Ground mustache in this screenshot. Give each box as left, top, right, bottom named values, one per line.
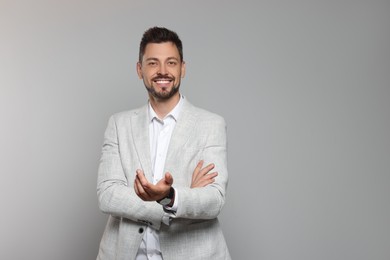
left=152, top=74, right=174, bottom=81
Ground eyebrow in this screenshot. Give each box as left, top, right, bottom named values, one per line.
left=144, top=57, right=180, bottom=62
left=166, top=57, right=180, bottom=61
left=145, top=58, right=158, bottom=62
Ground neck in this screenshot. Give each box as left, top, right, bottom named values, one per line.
left=149, top=92, right=181, bottom=119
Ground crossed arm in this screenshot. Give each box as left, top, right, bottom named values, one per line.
left=134, top=160, right=218, bottom=205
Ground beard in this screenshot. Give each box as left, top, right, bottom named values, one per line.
left=143, top=77, right=181, bottom=100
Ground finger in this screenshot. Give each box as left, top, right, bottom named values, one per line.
left=207, top=172, right=218, bottom=179
left=200, top=163, right=215, bottom=176
left=198, top=176, right=217, bottom=187
left=164, top=172, right=173, bottom=185
left=134, top=178, right=144, bottom=196
left=135, top=182, right=146, bottom=200
left=197, top=160, right=204, bottom=169
left=134, top=177, right=149, bottom=200
left=137, top=170, right=150, bottom=187
left=134, top=180, right=139, bottom=195
left=194, top=172, right=218, bottom=188
left=200, top=172, right=218, bottom=182
left=192, top=160, right=204, bottom=183
left=192, top=178, right=215, bottom=188
left=201, top=178, right=216, bottom=186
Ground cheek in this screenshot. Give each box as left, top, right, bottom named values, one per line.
left=144, top=71, right=155, bottom=80
left=174, top=69, right=183, bottom=78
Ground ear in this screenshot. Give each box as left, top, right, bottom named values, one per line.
left=181, top=61, right=186, bottom=78
left=136, top=62, right=143, bottom=79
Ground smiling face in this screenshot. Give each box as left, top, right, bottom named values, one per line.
left=137, top=42, right=186, bottom=101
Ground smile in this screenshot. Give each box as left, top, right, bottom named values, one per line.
left=154, top=80, right=172, bottom=84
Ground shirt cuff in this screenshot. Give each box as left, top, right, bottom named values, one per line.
left=162, top=188, right=178, bottom=225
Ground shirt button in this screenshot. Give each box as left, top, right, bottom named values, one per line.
left=138, top=227, right=144, bottom=234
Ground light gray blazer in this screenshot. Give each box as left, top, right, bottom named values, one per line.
left=97, top=99, right=231, bottom=260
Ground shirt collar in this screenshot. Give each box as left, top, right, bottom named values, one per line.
left=148, top=95, right=184, bottom=122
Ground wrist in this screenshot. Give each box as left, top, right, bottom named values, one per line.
left=157, top=187, right=175, bottom=206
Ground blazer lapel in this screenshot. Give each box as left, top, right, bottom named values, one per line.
left=165, top=100, right=198, bottom=170
left=130, top=105, right=153, bottom=181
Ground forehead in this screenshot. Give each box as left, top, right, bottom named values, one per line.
left=143, top=42, right=180, bottom=61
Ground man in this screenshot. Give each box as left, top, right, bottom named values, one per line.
left=97, top=27, right=231, bottom=260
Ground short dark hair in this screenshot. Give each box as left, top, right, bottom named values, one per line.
left=139, top=27, right=183, bottom=63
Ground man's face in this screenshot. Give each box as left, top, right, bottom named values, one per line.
left=137, top=42, right=185, bottom=100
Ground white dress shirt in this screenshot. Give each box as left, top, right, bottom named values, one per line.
left=135, top=96, right=184, bottom=260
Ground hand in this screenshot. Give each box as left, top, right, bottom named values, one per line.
left=134, top=169, right=173, bottom=201
left=191, top=160, right=218, bottom=188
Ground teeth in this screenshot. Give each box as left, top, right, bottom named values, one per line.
left=156, top=80, right=170, bottom=83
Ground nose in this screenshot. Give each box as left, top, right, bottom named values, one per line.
left=158, top=63, right=167, bottom=75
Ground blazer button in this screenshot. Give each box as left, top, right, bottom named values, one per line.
left=138, top=227, right=144, bottom=234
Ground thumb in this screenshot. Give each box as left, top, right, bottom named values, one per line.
left=164, top=172, right=174, bottom=185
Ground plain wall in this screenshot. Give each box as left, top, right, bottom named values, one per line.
left=1, top=0, right=389, bottom=259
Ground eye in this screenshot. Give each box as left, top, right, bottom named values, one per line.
left=148, top=61, right=157, bottom=66
left=167, top=61, right=177, bottom=66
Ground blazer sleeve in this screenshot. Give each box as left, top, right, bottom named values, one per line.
left=175, top=116, right=228, bottom=220
left=97, top=115, right=165, bottom=230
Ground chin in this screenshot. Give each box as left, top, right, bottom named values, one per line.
left=145, top=82, right=180, bottom=100
left=155, top=89, right=179, bottom=100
